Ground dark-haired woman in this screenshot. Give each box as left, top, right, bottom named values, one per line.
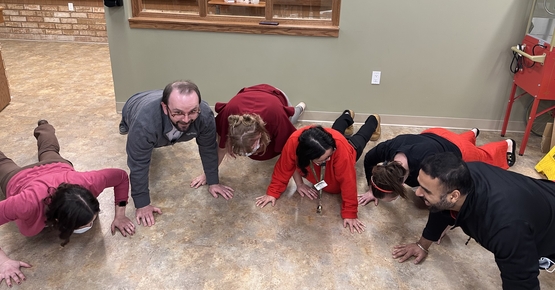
left=359, top=128, right=516, bottom=206
left=256, top=111, right=380, bottom=234
left=0, top=121, right=134, bottom=287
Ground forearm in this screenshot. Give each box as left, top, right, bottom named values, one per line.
left=114, top=204, right=127, bottom=219
left=292, top=170, right=303, bottom=186
left=128, top=149, right=153, bottom=208
left=129, top=172, right=151, bottom=208
left=101, top=169, right=130, bottom=204
left=422, top=210, right=455, bottom=241
left=416, top=236, right=433, bottom=251
left=217, top=147, right=227, bottom=166
left=199, top=144, right=219, bottom=185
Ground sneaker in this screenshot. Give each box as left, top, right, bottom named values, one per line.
left=370, top=114, right=381, bottom=141
left=539, top=257, right=555, bottom=272
left=471, top=128, right=480, bottom=138
left=295, top=102, right=306, bottom=115
left=119, top=121, right=128, bottom=135
left=507, top=139, right=516, bottom=167
left=343, top=110, right=355, bottom=136
left=37, top=120, right=48, bottom=126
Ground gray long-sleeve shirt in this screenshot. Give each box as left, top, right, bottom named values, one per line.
left=120, top=89, right=219, bottom=208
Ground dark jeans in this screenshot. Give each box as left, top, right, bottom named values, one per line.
left=0, top=124, right=72, bottom=196
left=332, top=113, right=378, bottom=161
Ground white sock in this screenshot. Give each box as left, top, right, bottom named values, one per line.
left=506, top=139, right=513, bottom=153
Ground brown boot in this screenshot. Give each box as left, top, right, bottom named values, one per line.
left=370, top=114, right=381, bottom=141
left=344, top=110, right=355, bottom=136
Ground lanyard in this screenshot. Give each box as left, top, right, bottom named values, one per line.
left=310, top=162, right=326, bottom=214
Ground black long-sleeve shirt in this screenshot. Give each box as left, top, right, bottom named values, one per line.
left=363, top=133, right=461, bottom=187
left=433, top=162, right=555, bottom=289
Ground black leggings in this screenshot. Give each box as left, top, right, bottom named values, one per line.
left=332, top=114, right=378, bottom=161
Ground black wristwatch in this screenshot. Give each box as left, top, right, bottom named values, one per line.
left=118, top=201, right=128, bottom=207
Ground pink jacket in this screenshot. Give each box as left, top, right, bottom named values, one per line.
left=0, top=162, right=129, bottom=236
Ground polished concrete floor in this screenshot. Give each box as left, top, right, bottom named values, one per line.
left=0, top=40, right=552, bottom=289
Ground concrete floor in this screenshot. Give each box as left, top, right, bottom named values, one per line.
left=0, top=40, right=553, bottom=289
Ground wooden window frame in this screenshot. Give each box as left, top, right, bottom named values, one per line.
left=129, top=0, right=341, bottom=37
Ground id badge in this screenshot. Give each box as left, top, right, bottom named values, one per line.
left=314, top=180, right=328, bottom=191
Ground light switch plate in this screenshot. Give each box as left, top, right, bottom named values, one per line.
left=371, top=71, right=381, bottom=85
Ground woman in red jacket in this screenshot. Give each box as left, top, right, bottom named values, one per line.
left=256, top=110, right=380, bottom=234
left=191, top=84, right=305, bottom=187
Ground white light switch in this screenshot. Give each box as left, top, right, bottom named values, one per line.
left=68, top=3, right=74, bottom=11
left=371, top=71, right=381, bottom=85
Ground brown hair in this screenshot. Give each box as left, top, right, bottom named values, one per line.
left=226, top=113, right=270, bottom=156
left=370, top=161, right=408, bottom=199
left=161, top=80, right=201, bottom=105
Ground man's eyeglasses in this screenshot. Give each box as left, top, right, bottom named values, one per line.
left=167, top=105, right=200, bottom=119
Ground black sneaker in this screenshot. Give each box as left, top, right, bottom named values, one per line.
left=119, top=121, right=128, bottom=135
left=507, top=139, right=516, bottom=167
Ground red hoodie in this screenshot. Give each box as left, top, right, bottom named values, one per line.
left=266, top=126, right=358, bottom=219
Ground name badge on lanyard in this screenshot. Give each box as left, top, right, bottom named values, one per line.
left=314, top=180, right=328, bottom=191
left=310, top=163, right=327, bottom=191
left=310, top=162, right=327, bottom=214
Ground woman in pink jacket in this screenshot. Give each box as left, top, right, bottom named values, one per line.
left=0, top=120, right=135, bottom=287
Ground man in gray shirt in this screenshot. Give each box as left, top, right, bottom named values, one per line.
left=119, top=80, right=234, bottom=226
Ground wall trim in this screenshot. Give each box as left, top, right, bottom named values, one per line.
left=115, top=102, right=525, bottom=133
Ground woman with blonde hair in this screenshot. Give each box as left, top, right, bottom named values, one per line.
left=214, top=84, right=305, bottom=162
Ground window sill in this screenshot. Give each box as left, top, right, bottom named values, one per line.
left=128, top=16, right=339, bottom=37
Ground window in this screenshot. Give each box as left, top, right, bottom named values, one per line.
left=129, top=0, right=341, bottom=37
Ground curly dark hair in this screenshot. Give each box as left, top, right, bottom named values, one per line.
left=44, top=183, right=100, bottom=246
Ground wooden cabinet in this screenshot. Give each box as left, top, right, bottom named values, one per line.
left=0, top=8, right=10, bottom=113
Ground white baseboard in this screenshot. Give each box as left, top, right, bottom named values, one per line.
left=115, top=102, right=525, bottom=133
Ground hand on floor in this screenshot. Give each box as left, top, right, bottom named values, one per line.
left=392, top=243, right=428, bottom=264
left=255, top=195, right=276, bottom=208
left=296, top=183, right=318, bottom=200
left=343, top=218, right=366, bottom=234
left=358, top=189, right=379, bottom=206
left=0, top=257, right=31, bottom=287
left=135, top=205, right=162, bottom=227
left=190, top=174, right=207, bottom=188
left=111, top=215, right=136, bottom=237
left=209, top=184, right=234, bottom=200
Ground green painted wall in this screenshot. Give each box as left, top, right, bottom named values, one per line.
left=106, top=0, right=532, bottom=124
